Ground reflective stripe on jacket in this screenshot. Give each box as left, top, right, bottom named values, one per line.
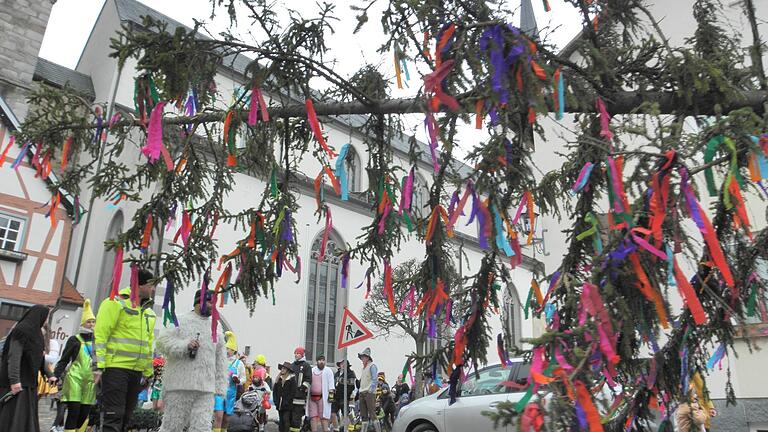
left=95, top=291, right=156, bottom=377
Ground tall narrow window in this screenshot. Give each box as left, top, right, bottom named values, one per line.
left=344, top=147, right=361, bottom=193
left=412, top=174, right=429, bottom=214
left=504, top=284, right=523, bottom=349
left=306, top=233, right=344, bottom=362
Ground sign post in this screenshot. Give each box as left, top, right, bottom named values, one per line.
left=337, top=307, right=373, bottom=431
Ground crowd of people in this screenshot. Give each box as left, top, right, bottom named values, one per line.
left=0, top=271, right=428, bottom=432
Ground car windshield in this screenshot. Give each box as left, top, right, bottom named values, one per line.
left=460, top=365, right=511, bottom=397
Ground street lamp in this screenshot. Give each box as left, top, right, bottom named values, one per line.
left=518, top=212, right=549, bottom=257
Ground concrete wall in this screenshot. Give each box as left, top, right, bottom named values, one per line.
left=0, top=0, right=54, bottom=121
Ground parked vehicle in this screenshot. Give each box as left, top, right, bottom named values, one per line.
left=392, top=359, right=531, bottom=432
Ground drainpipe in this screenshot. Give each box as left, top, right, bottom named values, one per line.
left=72, top=63, right=123, bottom=288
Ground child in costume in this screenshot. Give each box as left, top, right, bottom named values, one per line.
left=213, top=330, right=246, bottom=432
left=150, top=357, right=164, bottom=411
left=237, top=367, right=272, bottom=432
left=156, top=289, right=228, bottom=432
left=273, top=362, right=298, bottom=432
left=53, top=299, right=97, bottom=432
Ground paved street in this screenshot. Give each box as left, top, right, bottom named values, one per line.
left=38, top=396, right=58, bottom=431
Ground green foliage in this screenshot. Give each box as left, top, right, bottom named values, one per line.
left=12, top=0, right=768, bottom=430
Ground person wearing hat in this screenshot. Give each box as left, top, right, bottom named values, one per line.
left=376, top=372, right=395, bottom=429
left=254, top=354, right=273, bottom=389
left=357, top=348, right=380, bottom=432
left=213, top=330, right=246, bottom=431
left=308, top=354, right=335, bottom=432
left=291, top=347, right=313, bottom=431
left=273, top=362, right=298, bottom=432
left=51, top=300, right=97, bottom=432
left=94, top=269, right=157, bottom=432
left=156, top=288, right=227, bottom=432
left=331, top=359, right=356, bottom=432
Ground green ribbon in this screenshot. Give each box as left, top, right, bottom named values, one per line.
left=576, top=212, right=603, bottom=254
left=524, top=286, right=534, bottom=319
left=402, top=212, right=414, bottom=232
left=747, top=282, right=758, bottom=317
left=270, top=167, right=279, bottom=198
left=705, top=136, right=743, bottom=200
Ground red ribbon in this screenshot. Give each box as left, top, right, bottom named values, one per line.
left=575, top=381, right=605, bottom=432
left=673, top=259, right=707, bottom=325
left=140, top=215, right=154, bottom=250
left=384, top=260, right=395, bottom=315
left=306, top=99, right=336, bottom=158
left=129, top=264, right=139, bottom=308
left=61, top=137, right=73, bottom=172
left=110, top=247, right=123, bottom=300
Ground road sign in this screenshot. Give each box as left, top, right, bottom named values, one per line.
left=337, top=307, right=373, bottom=349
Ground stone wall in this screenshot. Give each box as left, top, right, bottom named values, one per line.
left=710, top=399, right=768, bottom=432
left=0, top=0, right=54, bottom=120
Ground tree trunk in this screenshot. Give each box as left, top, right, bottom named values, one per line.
left=413, top=336, right=425, bottom=400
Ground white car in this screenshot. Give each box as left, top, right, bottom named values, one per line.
left=393, top=359, right=531, bottom=432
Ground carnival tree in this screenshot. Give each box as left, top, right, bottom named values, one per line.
left=7, top=0, right=768, bottom=430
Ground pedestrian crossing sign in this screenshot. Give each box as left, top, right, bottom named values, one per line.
left=337, top=307, right=373, bottom=349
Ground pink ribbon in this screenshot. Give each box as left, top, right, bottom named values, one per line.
left=596, top=97, right=614, bottom=142
left=141, top=101, right=174, bottom=171
left=318, top=209, right=333, bottom=261
left=248, top=86, right=269, bottom=125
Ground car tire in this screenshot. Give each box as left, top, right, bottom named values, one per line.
left=411, top=422, right=438, bottom=432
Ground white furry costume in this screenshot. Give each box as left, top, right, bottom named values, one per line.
left=156, top=311, right=228, bottom=432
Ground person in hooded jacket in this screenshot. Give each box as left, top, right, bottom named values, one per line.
left=273, top=362, right=298, bottom=432
left=53, top=299, right=97, bottom=432
left=0, top=305, right=58, bottom=432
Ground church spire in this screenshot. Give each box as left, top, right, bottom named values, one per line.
left=520, top=0, right=540, bottom=38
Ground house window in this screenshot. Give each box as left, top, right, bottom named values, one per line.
left=412, top=174, right=429, bottom=214
left=0, top=302, right=31, bottom=321
left=306, top=234, right=344, bottom=362
left=344, top=147, right=361, bottom=193
left=0, top=214, right=24, bottom=252
left=504, top=284, right=523, bottom=348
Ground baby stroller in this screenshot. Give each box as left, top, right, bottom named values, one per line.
left=233, top=383, right=271, bottom=432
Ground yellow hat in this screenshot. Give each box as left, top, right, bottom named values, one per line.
left=225, top=331, right=237, bottom=352
left=255, top=354, right=266, bottom=366
left=81, top=299, right=96, bottom=325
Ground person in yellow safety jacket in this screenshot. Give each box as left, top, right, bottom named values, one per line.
left=94, top=269, right=157, bottom=432
left=53, top=299, right=97, bottom=432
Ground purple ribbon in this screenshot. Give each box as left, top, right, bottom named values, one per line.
left=281, top=210, right=293, bottom=242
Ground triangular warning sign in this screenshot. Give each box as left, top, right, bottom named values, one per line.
left=337, top=307, right=373, bottom=349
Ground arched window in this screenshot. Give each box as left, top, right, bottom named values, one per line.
left=503, top=284, right=523, bottom=349
left=344, top=146, right=361, bottom=193
left=412, top=174, right=429, bottom=214
left=305, top=233, right=345, bottom=362
left=95, top=211, right=124, bottom=309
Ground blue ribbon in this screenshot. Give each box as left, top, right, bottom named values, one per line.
left=335, top=143, right=350, bottom=200
left=491, top=204, right=514, bottom=257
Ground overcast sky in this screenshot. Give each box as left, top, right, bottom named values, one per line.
left=39, top=0, right=585, bottom=157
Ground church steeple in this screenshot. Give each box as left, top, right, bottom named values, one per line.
left=520, top=0, right=540, bottom=39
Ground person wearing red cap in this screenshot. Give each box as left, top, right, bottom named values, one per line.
left=290, top=347, right=312, bottom=432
